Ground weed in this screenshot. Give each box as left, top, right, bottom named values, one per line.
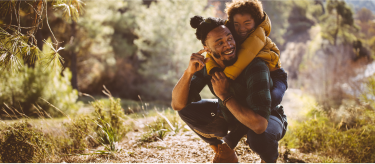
left=139, top=110, right=185, bottom=143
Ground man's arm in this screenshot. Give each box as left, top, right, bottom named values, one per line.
left=171, top=50, right=209, bottom=111
left=211, top=72, right=268, bottom=134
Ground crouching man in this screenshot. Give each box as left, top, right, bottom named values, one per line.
left=171, top=16, right=287, bottom=163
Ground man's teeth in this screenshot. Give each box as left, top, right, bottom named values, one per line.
left=224, top=49, right=233, bottom=55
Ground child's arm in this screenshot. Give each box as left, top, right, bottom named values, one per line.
left=205, top=53, right=223, bottom=75
left=223, top=30, right=266, bottom=80
left=257, top=37, right=281, bottom=71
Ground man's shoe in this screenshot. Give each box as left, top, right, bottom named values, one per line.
left=261, top=159, right=277, bottom=163
left=210, top=143, right=238, bottom=163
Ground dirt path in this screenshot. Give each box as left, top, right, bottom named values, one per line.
left=60, top=89, right=315, bottom=163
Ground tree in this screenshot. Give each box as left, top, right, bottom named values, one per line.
left=357, top=7, right=374, bottom=23
left=134, top=0, right=213, bottom=101
left=321, top=0, right=355, bottom=45
left=0, top=0, right=83, bottom=72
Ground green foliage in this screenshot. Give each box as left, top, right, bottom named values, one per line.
left=285, top=0, right=315, bottom=38
left=285, top=105, right=375, bottom=162
left=0, top=61, right=79, bottom=118
left=90, top=91, right=130, bottom=150
left=361, top=76, right=375, bottom=109
left=134, top=0, right=213, bottom=101
left=0, top=0, right=84, bottom=71
left=262, top=1, right=292, bottom=47
left=73, top=0, right=142, bottom=96
left=320, top=0, right=356, bottom=45
left=139, top=110, right=185, bottom=143
left=0, top=121, right=51, bottom=162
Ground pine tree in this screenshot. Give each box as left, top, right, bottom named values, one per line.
left=0, top=0, right=84, bottom=72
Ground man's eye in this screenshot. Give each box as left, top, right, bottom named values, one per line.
left=218, top=42, right=223, bottom=46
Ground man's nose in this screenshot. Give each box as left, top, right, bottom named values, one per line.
left=223, top=40, right=233, bottom=49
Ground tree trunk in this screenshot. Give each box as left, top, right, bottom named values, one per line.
left=70, top=21, right=79, bottom=90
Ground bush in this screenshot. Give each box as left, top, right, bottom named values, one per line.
left=285, top=105, right=375, bottom=162
left=62, top=116, right=96, bottom=154
left=0, top=121, right=51, bottom=162
left=90, top=91, right=131, bottom=151
left=0, top=63, right=79, bottom=118
left=139, top=110, right=185, bottom=143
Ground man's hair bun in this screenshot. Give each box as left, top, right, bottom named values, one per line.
left=190, top=15, right=225, bottom=46
left=190, top=16, right=204, bottom=29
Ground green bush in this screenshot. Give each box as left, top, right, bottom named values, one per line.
left=90, top=94, right=130, bottom=151
left=0, top=63, right=79, bottom=118
left=285, top=105, right=375, bottom=162
left=139, top=110, right=185, bottom=143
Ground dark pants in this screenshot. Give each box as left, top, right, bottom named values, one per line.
left=270, top=68, right=288, bottom=109
left=178, top=99, right=287, bottom=162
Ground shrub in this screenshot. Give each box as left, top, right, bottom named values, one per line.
left=286, top=105, right=375, bottom=162
left=0, top=63, right=79, bottom=118
left=62, top=116, right=95, bottom=154
left=90, top=90, right=130, bottom=151
left=139, top=110, right=185, bottom=143
left=0, top=121, right=51, bottom=162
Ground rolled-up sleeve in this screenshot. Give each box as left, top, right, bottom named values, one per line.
left=187, top=69, right=208, bottom=104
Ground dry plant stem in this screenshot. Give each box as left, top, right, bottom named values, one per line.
left=102, top=85, right=112, bottom=97
left=40, top=98, right=71, bottom=120
left=4, top=103, right=19, bottom=119
left=156, top=110, right=175, bottom=132
left=82, top=93, right=96, bottom=101
left=44, top=0, right=59, bottom=49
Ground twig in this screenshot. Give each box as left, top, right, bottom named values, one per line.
left=44, top=0, right=59, bottom=49
left=40, top=97, right=71, bottom=120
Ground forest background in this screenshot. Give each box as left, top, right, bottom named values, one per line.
left=1, top=0, right=375, bottom=163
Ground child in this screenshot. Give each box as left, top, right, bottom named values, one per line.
left=206, top=0, right=288, bottom=109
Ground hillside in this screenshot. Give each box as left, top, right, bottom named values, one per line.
left=345, top=0, right=375, bottom=13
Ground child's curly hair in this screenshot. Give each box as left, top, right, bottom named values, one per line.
left=225, top=0, right=264, bottom=27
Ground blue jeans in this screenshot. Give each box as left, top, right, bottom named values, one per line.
left=178, top=99, right=287, bottom=162
left=270, top=68, right=288, bottom=109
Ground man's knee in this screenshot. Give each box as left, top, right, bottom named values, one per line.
left=178, top=99, right=218, bottom=125
left=247, top=131, right=279, bottom=162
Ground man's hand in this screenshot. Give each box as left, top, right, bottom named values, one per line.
left=211, top=72, right=231, bottom=100
left=186, top=49, right=210, bottom=76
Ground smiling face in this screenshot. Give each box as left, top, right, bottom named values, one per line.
left=233, top=13, right=255, bottom=41
left=204, top=25, right=237, bottom=68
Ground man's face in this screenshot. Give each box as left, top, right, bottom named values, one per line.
left=204, top=25, right=237, bottom=67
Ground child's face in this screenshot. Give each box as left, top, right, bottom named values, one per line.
left=233, top=13, right=255, bottom=41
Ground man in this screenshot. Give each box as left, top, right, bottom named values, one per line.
left=171, top=16, right=287, bottom=163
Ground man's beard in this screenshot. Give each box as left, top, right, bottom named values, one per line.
left=212, top=52, right=237, bottom=66
left=223, top=56, right=237, bottom=66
